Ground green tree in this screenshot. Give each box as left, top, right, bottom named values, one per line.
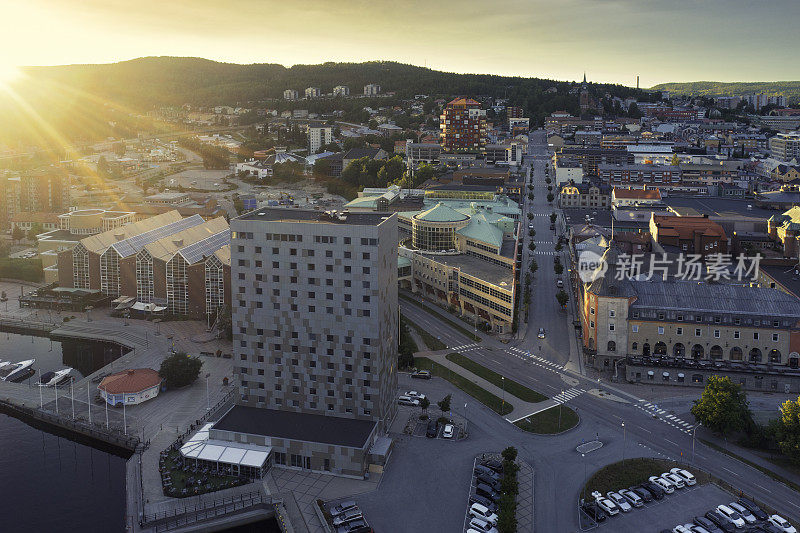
left=313, top=158, right=331, bottom=177
left=27, top=222, right=43, bottom=240
left=11, top=225, right=24, bottom=244
left=549, top=212, right=557, bottom=223
left=215, top=304, right=232, bottom=340
left=528, top=229, right=535, bottom=238
left=420, top=396, right=430, bottom=417
left=554, top=263, right=564, bottom=275
left=158, top=351, right=203, bottom=389
left=501, top=446, right=518, bottom=463
left=556, top=290, right=568, bottom=307
left=528, top=242, right=536, bottom=251
left=555, top=242, right=563, bottom=252
left=437, top=394, right=452, bottom=415
left=690, top=375, right=752, bottom=435
left=530, top=260, right=538, bottom=274
left=527, top=213, right=533, bottom=221
left=547, top=193, right=554, bottom=203
left=777, top=395, right=800, bottom=465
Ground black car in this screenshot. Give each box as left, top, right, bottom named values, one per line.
left=641, top=481, right=665, bottom=500
left=475, top=483, right=499, bottom=502
left=580, top=502, right=606, bottom=522
left=475, top=474, right=501, bottom=490
left=480, top=458, right=504, bottom=474
left=704, top=511, right=736, bottom=533
left=629, top=486, right=653, bottom=503
left=737, top=497, right=768, bottom=521
left=425, top=420, right=438, bottom=438
left=468, top=494, right=498, bottom=513
left=474, top=465, right=501, bottom=481
left=693, top=516, right=724, bottom=533
left=761, top=524, right=788, bottom=533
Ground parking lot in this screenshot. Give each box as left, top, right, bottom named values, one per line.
left=589, top=483, right=730, bottom=532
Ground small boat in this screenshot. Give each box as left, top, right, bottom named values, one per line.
left=0, top=359, right=35, bottom=382
left=37, top=368, right=73, bottom=387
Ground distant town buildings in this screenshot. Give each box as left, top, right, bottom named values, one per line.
left=770, top=132, right=800, bottom=161
left=304, top=87, right=321, bottom=99
left=440, top=98, right=487, bottom=152
left=743, top=93, right=787, bottom=110
left=363, top=84, right=381, bottom=96
left=0, top=171, right=70, bottom=229
left=283, top=89, right=298, bottom=100
left=333, top=85, right=350, bottom=97
left=308, top=126, right=333, bottom=154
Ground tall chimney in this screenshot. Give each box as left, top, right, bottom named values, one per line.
left=636, top=76, right=640, bottom=90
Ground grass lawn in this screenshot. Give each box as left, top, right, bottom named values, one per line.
left=399, top=293, right=482, bottom=342
left=446, top=352, right=547, bottom=403
left=403, top=314, right=447, bottom=351
left=514, top=404, right=579, bottom=434
left=583, top=458, right=709, bottom=497
left=415, top=356, right=513, bottom=416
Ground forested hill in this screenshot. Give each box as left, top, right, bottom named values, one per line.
left=20, top=56, right=645, bottom=110
left=651, top=81, right=800, bottom=102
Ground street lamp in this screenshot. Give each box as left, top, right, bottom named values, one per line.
left=622, top=422, right=626, bottom=468
left=501, top=376, right=505, bottom=412
left=205, top=373, right=211, bottom=411
left=581, top=453, right=587, bottom=502
left=558, top=390, right=563, bottom=431
left=692, top=423, right=701, bottom=464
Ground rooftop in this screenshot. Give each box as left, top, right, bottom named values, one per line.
left=213, top=406, right=377, bottom=449
left=99, top=368, right=161, bottom=394
left=418, top=251, right=515, bottom=288
left=613, top=188, right=662, bottom=200
left=79, top=211, right=186, bottom=255
left=237, top=207, right=394, bottom=226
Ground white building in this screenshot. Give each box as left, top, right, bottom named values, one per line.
left=308, top=126, right=333, bottom=154
left=364, top=84, right=381, bottom=96
left=98, top=368, right=162, bottom=406
left=333, top=85, right=350, bottom=97
left=283, top=89, right=298, bottom=100
left=305, top=87, right=321, bottom=99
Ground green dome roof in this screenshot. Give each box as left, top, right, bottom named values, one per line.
left=414, top=202, right=469, bottom=223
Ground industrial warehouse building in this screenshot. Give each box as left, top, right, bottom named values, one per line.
left=57, top=210, right=231, bottom=318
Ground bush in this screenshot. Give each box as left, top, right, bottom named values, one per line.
left=159, top=351, right=203, bottom=389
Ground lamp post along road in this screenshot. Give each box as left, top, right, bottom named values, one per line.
left=622, top=422, right=626, bottom=468
left=501, top=376, right=505, bottom=412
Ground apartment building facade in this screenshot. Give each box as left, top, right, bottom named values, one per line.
left=770, top=132, right=800, bottom=161
left=440, top=98, right=487, bottom=152
left=308, top=126, right=333, bottom=154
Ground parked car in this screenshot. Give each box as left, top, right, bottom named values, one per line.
left=332, top=509, right=363, bottom=527
left=468, top=517, right=498, bottom=533
left=670, top=467, right=697, bottom=486
left=330, top=501, right=357, bottom=517
left=768, top=515, right=797, bottom=533
left=762, top=524, right=792, bottom=533
left=468, top=494, right=498, bottom=513
left=537, top=327, right=546, bottom=339
left=411, top=370, right=431, bottom=379
left=630, top=485, right=654, bottom=502
left=480, top=458, right=504, bottom=473
left=476, top=475, right=501, bottom=492
left=344, top=527, right=372, bottom=533
left=728, top=502, right=757, bottom=524
left=716, top=505, right=745, bottom=528
left=397, top=395, right=420, bottom=407
left=661, top=472, right=686, bottom=489
left=425, top=420, right=438, bottom=438
left=606, top=491, right=632, bottom=512
left=442, top=424, right=454, bottom=438
left=580, top=501, right=606, bottom=522
left=336, top=520, right=367, bottom=533
left=591, top=492, right=619, bottom=516
left=618, top=488, right=643, bottom=508
left=648, top=476, right=674, bottom=494
left=693, top=516, right=724, bottom=533
left=469, top=503, right=498, bottom=526
left=673, top=526, right=692, bottom=533
left=474, top=465, right=501, bottom=481
left=691, top=526, right=711, bottom=533
left=641, top=481, right=665, bottom=499
left=405, top=391, right=426, bottom=400
left=704, top=511, right=736, bottom=533
left=556, top=279, right=564, bottom=288
left=736, top=498, right=768, bottom=521
left=475, top=483, right=499, bottom=502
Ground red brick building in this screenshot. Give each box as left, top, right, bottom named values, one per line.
left=649, top=215, right=728, bottom=256
left=440, top=98, right=487, bottom=152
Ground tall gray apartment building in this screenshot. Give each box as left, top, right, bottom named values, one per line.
left=207, top=207, right=398, bottom=478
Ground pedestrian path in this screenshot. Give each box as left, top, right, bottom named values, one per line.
left=552, top=387, right=585, bottom=405
left=449, top=342, right=480, bottom=352
left=507, top=346, right=564, bottom=372
left=635, top=400, right=693, bottom=434
left=534, top=251, right=556, bottom=255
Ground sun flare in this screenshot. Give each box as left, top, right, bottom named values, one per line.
left=0, top=64, right=21, bottom=88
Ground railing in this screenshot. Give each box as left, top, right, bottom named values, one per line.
left=143, top=490, right=275, bottom=532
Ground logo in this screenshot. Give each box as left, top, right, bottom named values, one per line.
left=577, top=250, right=607, bottom=283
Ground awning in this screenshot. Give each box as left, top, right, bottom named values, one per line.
left=647, top=370, right=654, bottom=376
left=131, top=302, right=167, bottom=312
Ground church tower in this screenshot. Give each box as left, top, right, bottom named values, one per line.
left=579, top=72, right=590, bottom=113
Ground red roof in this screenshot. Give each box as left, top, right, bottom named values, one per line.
left=613, top=187, right=662, bottom=200
left=99, top=368, right=161, bottom=394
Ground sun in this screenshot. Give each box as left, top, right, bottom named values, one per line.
left=0, top=64, right=21, bottom=89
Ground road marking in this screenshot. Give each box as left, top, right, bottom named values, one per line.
left=722, top=467, right=740, bottom=477
left=637, top=426, right=652, bottom=434
left=664, top=438, right=679, bottom=447
left=753, top=483, right=772, bottom=494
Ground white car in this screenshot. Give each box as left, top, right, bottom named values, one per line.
left=442, top=424, right=454, bottom=438
left=648, top=476, right=674, bottom=494
left=660, top=472, right=685, bottom=489
left=606, top=491, right=632, bottom=512
left=397, top=395, right=419, bottom=407
left=768, top=515, right=798, bottom=533
left=468, top=517, right=498, bottom=533
left=405, top=391, right=426, bottom=401
left=669, top=467, right=697, bottom=486
left=469, top=503, right=498, bottom=525
left=618, top=488, right=643, bottom=508
left=690, top=526, right=710, bottom=533
left=672, top=525, right=692, bottom=533
left=716, top=505, right=745, bottom=528
left=728, top=502, right=756, bottom=524
left=591, top=491, right=619, bottom=516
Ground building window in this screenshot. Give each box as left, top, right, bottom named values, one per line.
left=658, top=327, right=664, bottom=335
left=631, top=325, right=638, bottom=333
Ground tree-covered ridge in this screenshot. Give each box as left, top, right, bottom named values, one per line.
left=652, top=80, right=800, bottom=102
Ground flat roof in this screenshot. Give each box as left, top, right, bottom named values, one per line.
left=213, top=406, right=377, bottom=449
left=237, top=207, right=393, bottom=226
left=419, top=252, right=514, bottom=288
left=663, top=197, right=773, bottom=220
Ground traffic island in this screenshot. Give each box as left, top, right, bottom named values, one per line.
left=515, top=404, right=579, bottom=434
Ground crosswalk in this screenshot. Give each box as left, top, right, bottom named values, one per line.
left=636, top=400, right=694, bottom=434
left=534, top=251, right=556, bottom=255
left=507, top=346, right=564, bottom=372
left=552, top=387, right=585, bottom=405
left=449, top=342, right=480, bottom=352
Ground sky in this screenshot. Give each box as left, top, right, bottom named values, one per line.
left=4, top=0, right=800, bottom=87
